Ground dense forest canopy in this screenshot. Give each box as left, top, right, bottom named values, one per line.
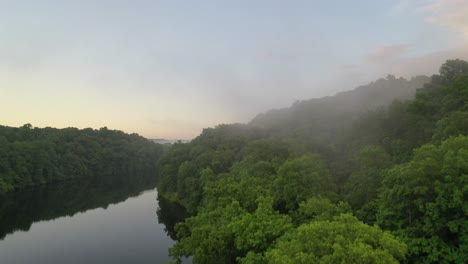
left=0, top=125, right=163, bottom=193
left=157, top=59, right=468, bottom=263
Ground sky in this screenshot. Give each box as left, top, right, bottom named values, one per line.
left=1, top=0, right=467, bottom=139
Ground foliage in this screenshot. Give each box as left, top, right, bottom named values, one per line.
left=293, top=196, right=351, bottom=225
left=377, top=136, right=468, bottom=263
left=157, top=59, right=468, bottom=264
left=170, top=200, right=245, bottom=264
left=231, top=197, right=293, bottom=260
left=343, top=146, right=393, bottom=208
left=265, top=214, right=407, bottom=264
left=170, top=196, right=293, bottom=264
left=432, top=111, right=468, bottom=142
left=272, top=154, right=336, bottom=212
left=0, top=125, right=163, bottom=193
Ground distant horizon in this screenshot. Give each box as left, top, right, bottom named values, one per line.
left=0, top=70, right=435, bottom=140
left=0, top=123, right=191, bottom=141
left=2, top=1, right=467, bottom=139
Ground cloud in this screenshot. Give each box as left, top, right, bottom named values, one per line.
left=338, top=64, right=359, bottom=70
left=417, top=0, right=468, bottom=39
left=361, top=42, right=468, bottom=79
left=382, top=44, right=468, bottom=77
left=361, top=0, right=468, bottom=78
left=364, top=44, right=411, bottom=64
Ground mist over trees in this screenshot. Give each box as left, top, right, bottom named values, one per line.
left=249, top=75, right=430, bottom=143
left=0, top=59, right=465, bottom=263
left=157, top=59, right=468, bottom=263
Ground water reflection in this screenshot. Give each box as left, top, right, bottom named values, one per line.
left=0, top=176, right=192, bottom=263
left=0, top=176, right=157, bottom=240
left=156, top=194, right=190, bottom=240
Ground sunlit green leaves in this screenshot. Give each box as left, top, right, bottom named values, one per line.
left=266, top=214, right=406, bottom=264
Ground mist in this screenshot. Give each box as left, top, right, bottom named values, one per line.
left=1, top=0, right=467, bottom=139
left=1, top=1, right=468, bottom=264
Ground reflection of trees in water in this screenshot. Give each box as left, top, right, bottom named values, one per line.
left=0, top=175, right=157, bottom=240
left=156, top=194, right=190, bottom=240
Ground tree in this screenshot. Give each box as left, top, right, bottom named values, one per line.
left=265, top=214, right=407, bottom=264
left=377, top=136, right=468, bottom=263
left=0, top=125, right=163, bottom=193
left=273, top=154, right=336, bottom=212
left=343, top=146, right=393, bottom=223
left=230, top=196, right=293, bottom=262
left=432, top=111, right=468, bottom=142
left=439, top=59, right=468, bottom=83
left=293, top=196, right=351, bottom=225
left=170, top=200, right=245, bottom=264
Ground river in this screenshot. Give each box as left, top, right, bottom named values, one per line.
left=0, top=179, right=188, bottom=264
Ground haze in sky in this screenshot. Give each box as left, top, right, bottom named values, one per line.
left=1, top=0, right=467, bottom=139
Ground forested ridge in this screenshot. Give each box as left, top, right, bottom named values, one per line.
left=0, top=125, right=163, bottom=193
left=158, top=59, right=468, bottom=263
left=250, top=74, right=429, bottom=145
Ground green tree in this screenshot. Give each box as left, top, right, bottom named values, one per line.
left=265, top=214, right=407, bottom=264
left=293, top=196, right=351, bottom=225
left=432, top=111, right=468, bottom=142
left=230, top=196, right=293, bottom=262
left=0, top=125, right=163, bottom=193
left=343, top=146, right=393, bottom=223
left=377, top=136, right=468, bottom=263
left=273, top=154, right=336, bottom=212
left=439, top=59, right=468, bottom=82
left=170, top=200, right=246, bottom=264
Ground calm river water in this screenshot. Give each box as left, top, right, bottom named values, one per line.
left=0, top=179, right=187, bottom=264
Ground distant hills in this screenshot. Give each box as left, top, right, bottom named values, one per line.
left=150, top=75, right=431, bottom=145
left=249, top=75, right=430, bottom=142
left=150, top=138, right=190, bottom=144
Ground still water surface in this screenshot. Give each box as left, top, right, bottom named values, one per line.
left=0, top=180, right=182, bottom=264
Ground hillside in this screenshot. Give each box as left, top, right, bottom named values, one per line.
left=157, top=59, right=468, bottom=264
left=0, top=125, right=163, bottom=193
left=250, top=75, right=430, bottom=142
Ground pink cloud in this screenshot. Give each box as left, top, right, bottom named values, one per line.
left=417, top=0, right=468, bottom=39
left=418, top=0, right=466, bottom=13
left=363, top=42, right=468, bottom=78
left=364, top=44, right=411, bottom=64
left=360, top=1, right=468, bottom=78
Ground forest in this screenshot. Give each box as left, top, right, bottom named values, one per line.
left=157, top=59, right=468, bottom=263
left=0, top=125, right=163, bottom=193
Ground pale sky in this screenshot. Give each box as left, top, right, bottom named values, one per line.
left=1, top=0, right=467, bottom=139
